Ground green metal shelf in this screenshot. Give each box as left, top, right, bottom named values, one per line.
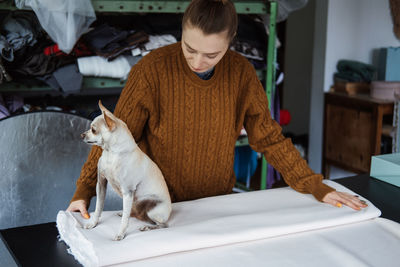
left=0, top=0, right=269, bottom=93
left=0, top=70, right=265, bottom=93
left=0, top=0, right=267, bottom=14
left=0, top=77, right=125, bottom=93
left=93, top=0, right=266, bottom=14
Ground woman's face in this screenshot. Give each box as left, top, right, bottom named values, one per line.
left=181, top=25, right=230, bottom=73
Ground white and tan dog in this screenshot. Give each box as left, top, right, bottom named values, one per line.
left=81, top=101, right=171, bottom=241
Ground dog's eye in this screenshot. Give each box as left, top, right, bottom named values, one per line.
left=91, top=127, right=96, bottom=134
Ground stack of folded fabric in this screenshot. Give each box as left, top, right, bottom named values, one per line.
left=334, top=59, right=376, bottom=83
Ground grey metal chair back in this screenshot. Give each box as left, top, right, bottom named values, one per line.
left=0, top=111, right=121, bottom=229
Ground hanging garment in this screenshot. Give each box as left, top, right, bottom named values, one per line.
left=15, top=0, right=96, bottom=54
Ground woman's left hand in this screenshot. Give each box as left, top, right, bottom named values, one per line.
left=322, top=191, right=368, bottom=210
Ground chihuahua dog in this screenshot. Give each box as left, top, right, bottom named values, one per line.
left=81, top=101, right=171, bottom=241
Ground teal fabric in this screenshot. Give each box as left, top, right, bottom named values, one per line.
left=334, top=60, right=376, bottom=82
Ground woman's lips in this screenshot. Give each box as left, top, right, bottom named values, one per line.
left=190, top=64, right=205, bottom=72
left=193, top=67, right=206, bottom=72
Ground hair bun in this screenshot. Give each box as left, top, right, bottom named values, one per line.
left=183, top=0, right=237, bottom=41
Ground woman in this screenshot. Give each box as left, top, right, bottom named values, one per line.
left=67, top=0, right=366, bottom=218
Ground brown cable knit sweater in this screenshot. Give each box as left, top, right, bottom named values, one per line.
left=71, top=42, right=334, bottom=204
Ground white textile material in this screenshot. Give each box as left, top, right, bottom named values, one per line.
left=77, top=56, right=132, bottom=80
left=121, top=218, right=400, bottom=267
left=57, top=181, right=398, bottom=267
left=131, top=34, right=177, bottom=57
left=16, top=0, right=96, bottom=54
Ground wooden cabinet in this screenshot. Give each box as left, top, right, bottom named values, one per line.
left=323, top=92, right=394, bottom=178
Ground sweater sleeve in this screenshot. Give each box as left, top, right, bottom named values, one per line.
left=242, top=66, right=334, bottom=202
left=70, top=61, right=152, bottom=205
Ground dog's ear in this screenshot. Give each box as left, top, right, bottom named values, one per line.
left=103, top=112, right=116, bottom=131
left=98, top=100, right=109, bottom=113
left=98, top=100, right=116, bottom=131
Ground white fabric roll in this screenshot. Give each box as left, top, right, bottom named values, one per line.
left=77, top=56, right=132, bottom=80
left=120, top=218, right=400, bottom=267
left=57, top=180, right=394, bottom=267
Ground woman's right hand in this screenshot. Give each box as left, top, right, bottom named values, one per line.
left=67, top=200, right=90, bottom=219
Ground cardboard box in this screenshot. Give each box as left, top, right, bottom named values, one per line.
left=370, top=81, right=400, bottom=101
left=370, top=153, right=400, bottom=187
left=333, top=81, right=370, bottom=95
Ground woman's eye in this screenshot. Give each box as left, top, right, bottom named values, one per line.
left=206, top=55, right=217, bottom=59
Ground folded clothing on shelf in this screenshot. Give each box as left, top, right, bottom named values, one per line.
left=77, top=55, right=141, bottom=80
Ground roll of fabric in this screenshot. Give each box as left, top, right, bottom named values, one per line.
left=57, top=180, right=383, bottom=266
left=77, top=56, right=140, bottom=80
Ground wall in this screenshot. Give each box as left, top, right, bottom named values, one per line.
left=322, top=0, right=399, bottom=92
left=282, top=0, right=316, bottom=136
left=307, top=0, right=400, bottom=173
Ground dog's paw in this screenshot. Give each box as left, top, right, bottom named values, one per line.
left=83, top=222, right=98, bottom=229
left=113, top=233, right=125, bottom=241
left=116, top=212, right=123, bottom=217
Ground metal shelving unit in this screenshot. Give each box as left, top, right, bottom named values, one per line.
left=0, top=0, right=267, bottom=14
left=0, top=0, right=278, bottom=190
left=0, top=0, right=271, bottom=94
left=261, top=0, right=277, bottom=190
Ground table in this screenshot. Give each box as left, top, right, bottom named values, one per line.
left=1, top=174, right=399, bottom=267
left=0, top=222, right=79, bottom=267
left=335, top=174, right=399, bottom=222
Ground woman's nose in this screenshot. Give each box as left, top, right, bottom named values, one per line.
left=192, top=55, right=203, bottom=69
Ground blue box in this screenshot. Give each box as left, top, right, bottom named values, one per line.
left=370, top=153, right=400, bottom=187
left=378, top=47, right=400, bottom=81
